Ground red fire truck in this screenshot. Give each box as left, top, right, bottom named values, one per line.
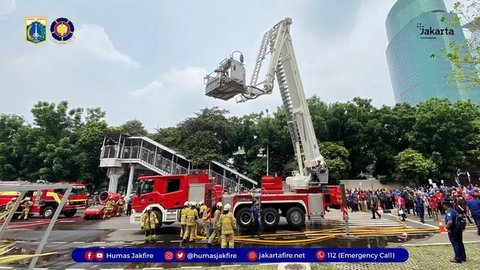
left=130, top=172, right=342, bottom=230
left=130, top=171, right=223, bottom=227
left=0, top=182, right=88, bottom=218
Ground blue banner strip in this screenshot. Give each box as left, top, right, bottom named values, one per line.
left=72, top=248, right=409, bottom=263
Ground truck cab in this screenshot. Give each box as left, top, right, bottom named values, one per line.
left=130, top=171, right=223, bottom=228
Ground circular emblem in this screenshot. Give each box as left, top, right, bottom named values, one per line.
left=50, top=17, right=74, bottom=43
left=164, top=251, right=174, bottom=261
left=247, top=250, right=258, bottom=261
left=315, top=250, right=326, bottom=261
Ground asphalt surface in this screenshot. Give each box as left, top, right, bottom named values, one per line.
left=0, top=209, right=440, bottom=269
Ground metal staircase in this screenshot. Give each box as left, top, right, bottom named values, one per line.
left=100, top=134, right=257, bottom=193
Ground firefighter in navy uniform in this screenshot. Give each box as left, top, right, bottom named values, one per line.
left=208, top=202, right=223, bottom=246
left=219, top=203, right=236, bottom=248
left=444, top=201, right=466, bottom=263
left=183, top=201, right=199, bottom=243
left=140, top=206, right=159, bottom=243
left=180, top=201, right=189, bottom=238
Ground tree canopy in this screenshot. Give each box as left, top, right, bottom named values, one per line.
left=1, top=97, right=480, bottom=187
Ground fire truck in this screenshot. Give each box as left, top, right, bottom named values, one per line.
left=0, top=181, right=88, bottom=218
left=130, top=18, right=344, bottom=230
left=130, top=171, right=223, bottom=227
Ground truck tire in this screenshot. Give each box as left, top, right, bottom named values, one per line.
left=42, top=206, right=56, bottom=219
left=286, top=207, right=305, bottom=227
left=63, top=209, right=77, bottom=218
left=153, top=210, right=163, bottom=234
left=261, top=207, right=279, bottom=230
left=235, top=207, right=253, bottom=229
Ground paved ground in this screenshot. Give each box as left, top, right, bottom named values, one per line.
left=0, top=209, right=478, bottom=269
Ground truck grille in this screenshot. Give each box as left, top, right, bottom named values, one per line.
left=69, top=200, right=86, bottom=206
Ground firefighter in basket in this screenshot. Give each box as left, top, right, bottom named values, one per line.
left=208, top=202, right=223, bottom=246
left=18, top=197, right=33, bottom=220
left=180, top=201, right=189, bottom=238
left=103, top=196, right=115, bottom=219
left=140, top=206, right=159, bottom=242
left=219, top=203, right=236, bottom=248
left=183, top=201, right=199, bottom=243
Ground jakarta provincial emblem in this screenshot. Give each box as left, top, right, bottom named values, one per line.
left=25, top=16, right=47, bottom=44
left=50, top=17, right=75, bottom=43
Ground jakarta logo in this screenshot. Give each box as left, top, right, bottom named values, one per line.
left=50, top=17, right=75, bottom=43
left=26, top=16, right=47, bottom=44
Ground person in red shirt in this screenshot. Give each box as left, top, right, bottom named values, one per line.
left=428, top=195, right=438, bottom=221
left=436, top=191, right=445, bottom=215
left=398, top=196, right=406, bottom=221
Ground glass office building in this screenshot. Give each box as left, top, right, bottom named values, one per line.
left=385, top=0, right=480, bottom=105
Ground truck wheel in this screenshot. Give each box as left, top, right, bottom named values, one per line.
left=286, top=207, right=305, bottom=227
left=235, top=207, right=252, bottom=229
left=63, top=209, right=77, bottom=218
left=261, top=207, right=279, bottom=230
left=42, top=206, right=56, bottom=219
left=153, top=210, right=163, bottom=234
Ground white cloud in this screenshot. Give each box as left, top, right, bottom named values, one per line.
left=0, top=0, right=15, bottom=19
left=74, top=24, right=140, bottom=68
left=131, top=67, right=208, bottom=97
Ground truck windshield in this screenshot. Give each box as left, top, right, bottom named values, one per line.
left=139, top=180, right=154, bottom=194
left=72, top=186, right=87, bottom=195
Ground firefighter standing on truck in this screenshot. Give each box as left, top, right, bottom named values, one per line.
left=141, top=206, right=159, bottom=242
left=219, top=203, right=236, bottom=248
left=18, top=197, right=33, bottom=220
left=103, top=196, right=115, bottom=219
left=208, top=202, right=223, bottom=246
left=180, top=201, right=189, bottom=238
left=183, top=201, right=199, bottom=243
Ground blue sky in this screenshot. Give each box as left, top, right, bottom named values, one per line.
left=0, top=0, right=457, bottom=131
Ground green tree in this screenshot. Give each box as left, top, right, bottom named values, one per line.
left=120, top=119, right=148, bottom=136
left=319, top=142, right=351, bottom=183
left=395, top=149, right=437, bottom=186
left=444, top=1, right=480, bottom=86
left=409, top=98, right=480, bottom=179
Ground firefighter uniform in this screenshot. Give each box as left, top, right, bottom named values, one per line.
left=18, top=198, right=33, bottom=220
left=180, top=202, right=189, bottom=238
left=183, top=202, right=199, bottom=242
left=1, top=198, right=17, bottom=219
left=208, top=202, right=223, bottom=245
left=141, top=207, right=159, bottom=242
left=116, top=196, right=126, bottom=216
left=219, top=204, right=236, bottom=248
left=103, top=197, right=115, bottom=219
left=201, top=207, right=210, bottom=236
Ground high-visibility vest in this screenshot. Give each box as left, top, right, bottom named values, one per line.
left=186, top=208, right=197, bottom=226
left=180, top=208, right=187, bottom=225
left=140, top=212, right=158, bottom=230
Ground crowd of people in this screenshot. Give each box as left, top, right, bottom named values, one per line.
left=346, top=184, right=480, bottom=264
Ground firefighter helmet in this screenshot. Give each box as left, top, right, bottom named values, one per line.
left=146, top=206, right=151, bottom=211
left=223, top=204, right=231, bottom=211
left=216, top=202, right=223, bottom=208
left=24, top=197, right=31, bottom=201
left=199, top=201, right=204, bottom=205
left=184, top=201, right=189, bottom=206
left=190, top=201, right=196, bottom=207
left=109, top=196, right=113, bottom=199
left=11, top=197, right=17, bottom=201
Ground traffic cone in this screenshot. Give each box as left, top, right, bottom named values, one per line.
left=438, top=221, right=446, bottom=233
